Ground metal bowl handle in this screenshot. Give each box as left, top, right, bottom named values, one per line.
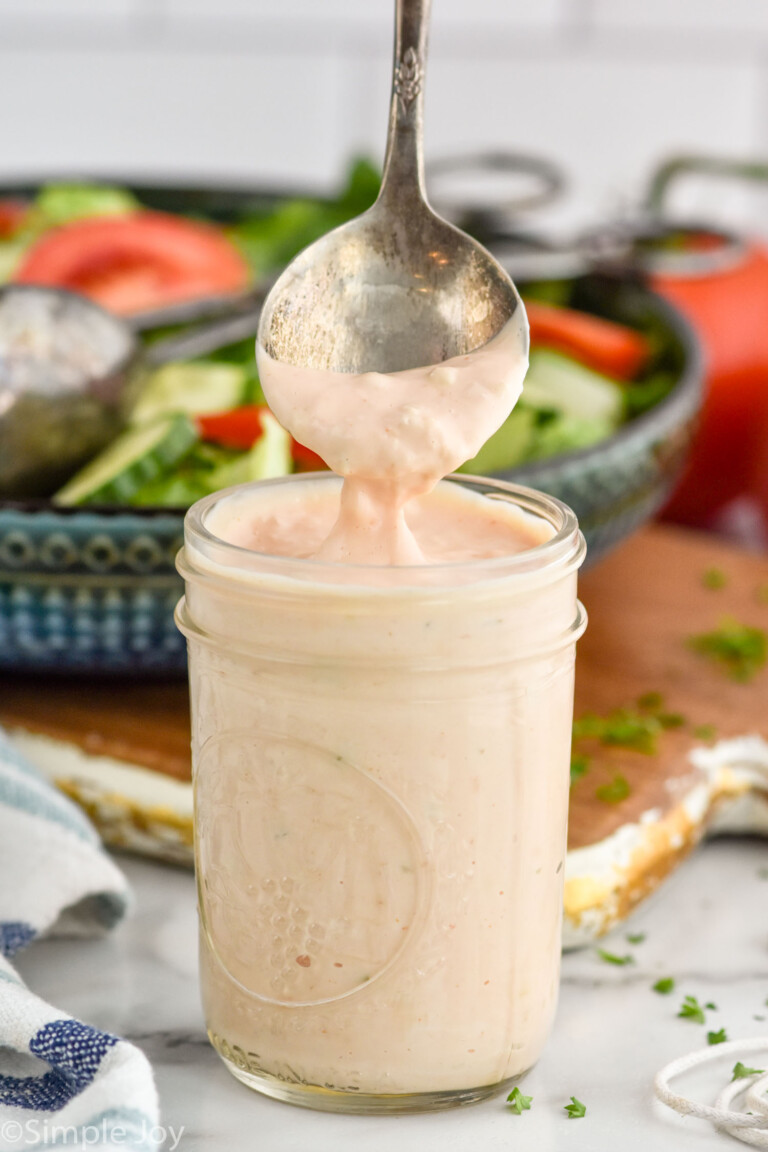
left=645, top=154, right=768, bottom=216
left=426, top=150, right=566, bottom=217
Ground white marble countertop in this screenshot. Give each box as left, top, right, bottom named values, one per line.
left=15, top=838, right=768, bottom=1152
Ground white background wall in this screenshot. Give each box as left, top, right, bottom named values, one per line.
left=2, top=0, right=768, bottom=236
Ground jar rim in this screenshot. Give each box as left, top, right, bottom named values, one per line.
left=183, top=473, right=585, bottom=587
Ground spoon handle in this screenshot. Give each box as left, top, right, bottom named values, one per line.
left=378, top=0, right=432, bottom=207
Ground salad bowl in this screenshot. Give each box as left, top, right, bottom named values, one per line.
left=0, top=180, right=702, bottom=674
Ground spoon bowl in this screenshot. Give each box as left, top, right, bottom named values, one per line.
left=258, top=199, right=521, bottom=375
left=258, top=0, right=526, bottom=376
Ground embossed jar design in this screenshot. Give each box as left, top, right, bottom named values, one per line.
left=176, top=474, right=586, bottom=1114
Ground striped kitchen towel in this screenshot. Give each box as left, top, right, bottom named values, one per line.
left=0, top=728, right=159, bottom=1150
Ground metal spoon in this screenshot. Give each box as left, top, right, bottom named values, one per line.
left=258, top=0, right=526, bottom=375
left=0, top=284, right=265, bottom=498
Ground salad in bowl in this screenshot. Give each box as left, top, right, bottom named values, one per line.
left=0, top=162, right=701, bottom=672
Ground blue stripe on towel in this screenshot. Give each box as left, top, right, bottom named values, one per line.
left=0, top=920, right=36, bottom=957
left=0, top=1020, right=118, bottom=1111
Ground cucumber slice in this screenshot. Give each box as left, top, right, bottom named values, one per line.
left=458, top=408, right=536, bottom=475
left=130, top=362, right=248, bottom=424
left=526, top=412, right=615, bottom=461
left=54, top=414, right=198, bottom=505
left=208, top=411, right=291, bottom=490
left=522, top=350, right=624, bottom=426
left=129, top=470, right=212, bottom=508
left=245, top=412, right=292, bottom=481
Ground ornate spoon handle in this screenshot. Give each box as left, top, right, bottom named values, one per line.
left=379, top=0, right=432, bottom=208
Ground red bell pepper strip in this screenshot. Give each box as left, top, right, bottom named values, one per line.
left=196, top=406, right=266, bottom=450
left=291, top=439, right=328, bottom=471
left=196, top=405, right=328, bottom=470
left=525, top=300, right=650, bottom=381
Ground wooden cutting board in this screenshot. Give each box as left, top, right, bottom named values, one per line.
left=2, top=524, right=767, bottom=943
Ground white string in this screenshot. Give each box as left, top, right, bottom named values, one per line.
left=655, top=1038, right=768, bottom=1146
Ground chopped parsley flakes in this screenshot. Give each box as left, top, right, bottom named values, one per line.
left=596, top=774, right=631, bottom=804
left=626, top=932, right=646, bottom=945
left=570, top=755, right=590, bottom=787
left=574, top=698, right=687, bottom=757
left=693, top=724, right=717, bottom=741
left=688, top=617, right=767, bottom=682
left=506, top=1087, right=532, bottom=1114
left=571, top=695, right=694, bottom=803
left=678, top=995, right=706, bottom=1024
left=573, top=709, right=657, bottom=753
left=702, top=567, right=727, bottom=590
left=653, top=977, right=675, bottom=995
left=564, top=1096, right=586, bottom=1119
left=707, top=1028, right=728, bottom=1045
left=658, top=712, right=685, bottom=729
left=733, top=1062, right=765, bottom=1080
left=597, top=948, right=634, bottom=966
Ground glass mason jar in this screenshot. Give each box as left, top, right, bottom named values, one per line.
left=175, top=473, right=586, bottom=1114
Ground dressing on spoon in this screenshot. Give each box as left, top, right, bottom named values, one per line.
left=257, top=308, right=527, bottom=564
left=256, top=0, right=528, bottom=564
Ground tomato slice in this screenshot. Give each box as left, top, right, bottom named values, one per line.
left=525, top=300, right=650, bottom=381
left=14, top=211, right=250, bottom=315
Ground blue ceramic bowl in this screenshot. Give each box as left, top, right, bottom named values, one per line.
left=0, top=504, right=185, bottom=672
left=0, top=258, right=702, bottom=674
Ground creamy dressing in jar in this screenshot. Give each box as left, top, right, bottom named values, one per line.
left=177, top=331, right=584, bottom=1105
left=176, top=303, right=586, bottom=1112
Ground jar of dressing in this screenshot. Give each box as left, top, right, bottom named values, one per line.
left=176, top=472, right=586, bottom=1114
